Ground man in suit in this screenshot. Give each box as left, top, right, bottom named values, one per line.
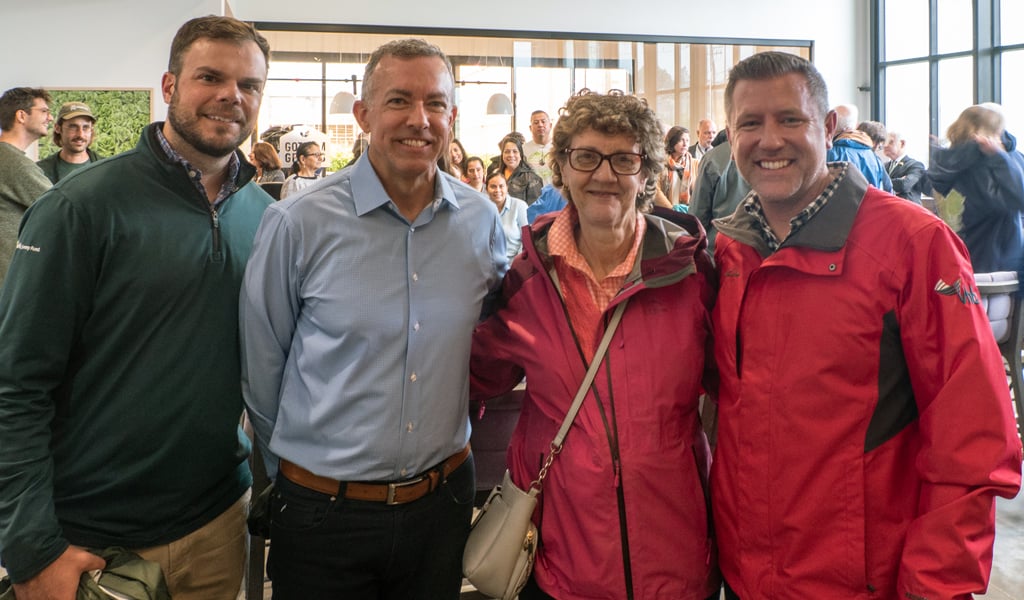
left=689, top=118, right=717, bottom=160
left=883, top=130, right=928, bottom=204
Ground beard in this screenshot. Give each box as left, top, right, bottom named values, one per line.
left=166, top=91, right=251, bottom=159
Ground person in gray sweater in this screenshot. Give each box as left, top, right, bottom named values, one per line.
left=0, top=87, right=52, bottom=283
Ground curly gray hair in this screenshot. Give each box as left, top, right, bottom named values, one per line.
left=549, top=89, right=665, bottom=208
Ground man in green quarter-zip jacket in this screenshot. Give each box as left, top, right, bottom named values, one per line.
left=0, top=16, right=273, bottom=600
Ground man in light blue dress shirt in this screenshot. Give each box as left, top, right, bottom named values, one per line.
left=240, top=39, right=507, bottom=599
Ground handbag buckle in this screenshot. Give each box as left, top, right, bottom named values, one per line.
left=523, top=528, right=535, bottom=552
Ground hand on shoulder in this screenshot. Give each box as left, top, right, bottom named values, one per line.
left=973, top=133, right=1005, bottom=155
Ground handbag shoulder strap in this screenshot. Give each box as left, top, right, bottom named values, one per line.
left=532, top=298, right=628, bottom=489
left=553, top=299, right=627, bottom=446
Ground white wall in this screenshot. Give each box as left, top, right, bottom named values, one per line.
left=1, top=0, right=871, bottom=120
left=234, top=0, right=871, bottom=113
left=0, top=0, right=223, bottom=121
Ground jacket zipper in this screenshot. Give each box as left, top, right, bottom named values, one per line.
left=594, top=351, right=635, bottom=600
left=191, top=183, right=225, bottom=263
left=209, top=203, right=223, bottom=262
left=548, top=266, right=635, bottom=599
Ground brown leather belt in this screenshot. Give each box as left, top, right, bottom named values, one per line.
left=279, top=444, right=470, bottom=505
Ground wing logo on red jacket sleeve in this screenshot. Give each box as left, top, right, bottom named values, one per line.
left=934, top=277, right=980, bottom=305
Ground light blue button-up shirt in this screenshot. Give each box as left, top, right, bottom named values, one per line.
left=497, top=195, right=529, bottom=259
left=240, top=156, right=507, bottom=481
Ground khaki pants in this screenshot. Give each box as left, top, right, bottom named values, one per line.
left=134, top=490, right=250, bottom=600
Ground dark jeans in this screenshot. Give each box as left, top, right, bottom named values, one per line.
left=518, top=574, right=555, bottom=600
left=267, top=454, right=475, bottom=600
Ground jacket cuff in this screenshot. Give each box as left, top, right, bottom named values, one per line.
left=2, top=536, right=69, bottom=583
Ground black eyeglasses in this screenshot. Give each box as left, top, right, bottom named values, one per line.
left=303, top=152, right=324, bottom=159
left=564, top=148, right=645, bottom=175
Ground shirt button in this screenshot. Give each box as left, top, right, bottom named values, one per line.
left=188, top=170, right=198, bottom=178
left=412, top=273, right=419, bottom=282
left=410, top=372, right=417, bottom=382
left=414, top=322, right=421, bottom=331
left=400, top=468, right=408, bottom=476
left=406, top=421, right=414, bottom=432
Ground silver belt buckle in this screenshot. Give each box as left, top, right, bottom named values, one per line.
left=386, top=476, right=425, bottom=505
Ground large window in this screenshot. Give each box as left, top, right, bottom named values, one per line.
left=254, top=26, right=809, bottom=169
left=876, top=0, right=1023, bottom=165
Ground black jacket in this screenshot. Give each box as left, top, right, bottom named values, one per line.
left=887, top=155, right=928, bottom=204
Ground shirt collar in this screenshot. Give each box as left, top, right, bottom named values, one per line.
left=350, top=155, right=459, bottom=218
left=154, top=125, right=240, bottom=206
left=742, top=162, right=849, bottom=252
left=548, top=204, right=647, bottom=280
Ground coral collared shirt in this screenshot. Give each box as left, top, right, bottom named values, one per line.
left=546, top=206, right=644, bottom=358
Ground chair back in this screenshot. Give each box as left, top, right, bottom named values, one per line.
left=974, top=271, right=1024, bottom=441
left=976, top=272, right=1018, bottom=344
left=260, top=181, right=283, bottom=200
left=470, top=387, right=524, bottom=503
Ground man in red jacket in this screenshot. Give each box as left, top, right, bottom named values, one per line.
left=710, top=51, right=1022, bottom=600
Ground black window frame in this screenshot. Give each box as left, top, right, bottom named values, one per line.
left=873, top=0, right=1022, bottom=136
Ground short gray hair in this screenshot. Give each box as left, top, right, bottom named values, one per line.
left=361, top=38, right=454, bottom=104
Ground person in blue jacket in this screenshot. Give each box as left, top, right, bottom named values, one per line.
left=827, top=103, right=893, bottom=192
left=928, top=103, right=1024, bottom=274
left=527, top=183, right=567, bottom=223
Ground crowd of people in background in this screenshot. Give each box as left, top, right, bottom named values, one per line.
left=0, top=22, right=1022, bottom=600
left=11, top=69, right=1012, bottom=268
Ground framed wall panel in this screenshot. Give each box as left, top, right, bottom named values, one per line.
left=38, top=88, right=153, bottom=160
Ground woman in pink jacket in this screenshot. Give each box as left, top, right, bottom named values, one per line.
left=471, top=89, right=719, bottom=600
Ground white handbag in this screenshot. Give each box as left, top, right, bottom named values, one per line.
left=462, top=470, right=539, bottom=599
left=462, top=300, right=628, bottom=599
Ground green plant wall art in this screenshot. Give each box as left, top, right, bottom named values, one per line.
left=39, top=89, right=152, bottom=159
